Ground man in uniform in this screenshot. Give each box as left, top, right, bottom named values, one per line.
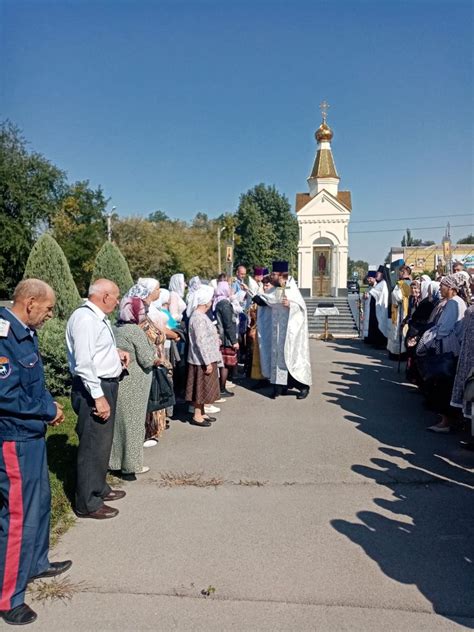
left=0, top=279, right=72, bottom=626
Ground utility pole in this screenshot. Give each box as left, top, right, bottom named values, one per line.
left=107, top=206, right=116, bottom=242
left=217, top=225, right=225, bottom=274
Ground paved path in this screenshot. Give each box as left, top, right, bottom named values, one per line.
left=31, top=340, right=474, bottom=631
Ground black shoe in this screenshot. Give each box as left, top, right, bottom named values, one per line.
left=296, top=388, right=310, bottom=400
left=189, top=418, right=212, bottom=427
left=202, top=416, right=217, bottom=422
left=460, top=440, right=474, bottom=451
left=220, top=389, right=235, bottom=398
left=271, top=386, right=282, bottom=399
left=0, top=604, right=37, bottom=625
left=30, top=560, right=72, bottom=581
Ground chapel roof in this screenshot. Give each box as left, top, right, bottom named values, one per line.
left=295, top=190, right=352, bottom=212
left=309, top=149, right=339, bottom=180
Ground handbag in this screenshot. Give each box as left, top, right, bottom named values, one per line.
left=220, top=346, right=238, bottom=367
left=147, top=365, right=175, bottom=412
left=417, top=346, right=457, bottom=382
left=464, top=368, right=474, bottom=402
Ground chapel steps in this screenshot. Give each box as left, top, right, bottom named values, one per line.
left=304, top=296, right=360, bottom=337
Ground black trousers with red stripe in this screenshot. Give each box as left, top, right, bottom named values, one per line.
left=0, top=439, right=50, bottom=610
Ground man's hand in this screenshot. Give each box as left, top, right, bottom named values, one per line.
left=233, top=342, right=239, bottom=350
left=118, top=349, right=130, bottom=368
left=50, top=401, right=65, bottom=427
left=94, top=396, right=111, bottom=420
left=204, top=364, right=213, bottom=375
left=282, top=297, right=290, bottom=308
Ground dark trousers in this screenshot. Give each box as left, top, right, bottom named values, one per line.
left=0, top=439, right=50, bottom=610
left=288, top=373, right=309, bottom=392
left=71, top=377, right=118, bottom=514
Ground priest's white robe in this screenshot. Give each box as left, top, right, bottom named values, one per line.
left=258, top=283, right=312, bottom=387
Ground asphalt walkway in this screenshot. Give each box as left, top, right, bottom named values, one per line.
left=29, top=340, right=474, bottom=631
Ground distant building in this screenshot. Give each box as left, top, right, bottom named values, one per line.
left=296, top=103, right=351, bottom=297
left=390, top=244, right=474, bottom=274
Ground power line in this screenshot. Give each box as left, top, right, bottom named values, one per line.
left=350, top=213, right=472, bottom=224
left=349, top=223, right=473, bottom=235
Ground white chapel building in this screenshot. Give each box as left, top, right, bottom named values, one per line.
left=296, top=107, right=351, bottom=297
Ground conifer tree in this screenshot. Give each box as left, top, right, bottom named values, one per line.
left=91, top=241, right=133, bottom=296
left=23, top=233, right=82, bottom=319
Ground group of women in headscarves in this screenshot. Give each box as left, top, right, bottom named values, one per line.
left=108, top=273, right=241, bottom=478
left=365, top=266, right=473, bottom=437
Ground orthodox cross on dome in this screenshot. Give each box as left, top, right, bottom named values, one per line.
left=319, top=100, right=330, bottom=124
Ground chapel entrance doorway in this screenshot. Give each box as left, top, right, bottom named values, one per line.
left=312, top=246, right=332, bottom=296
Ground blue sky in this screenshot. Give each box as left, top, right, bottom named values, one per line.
left=1, top=0, right=472, bottom=263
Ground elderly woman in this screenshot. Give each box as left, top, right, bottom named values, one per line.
left=417, top=273, right=469, bottom=432
left=185, top=276, right=202, bottom=320
left=126, top=277, right=161, bottom=306
left=213, top=281, right=238, bottom=396
left=186, top=285, right=221, bottom=427
left=109, top=296, right=155, bottom=479
left=168, top=273, right=187, bottom=323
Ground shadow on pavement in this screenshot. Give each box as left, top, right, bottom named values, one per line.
left=325, top=339, right=474, bottom=627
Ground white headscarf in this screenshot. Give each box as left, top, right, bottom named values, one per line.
left=126, top=277, right=159, bottom=298
left=168, top=273, right=185, bottom=298
left=186, top=276, right=202, bottom=318
left=420, top=274, right=432, bottom=300
left=192, top=285, right=214, bottom=312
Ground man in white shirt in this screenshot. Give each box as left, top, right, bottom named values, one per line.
left=66, top=279, right=129, bottom=520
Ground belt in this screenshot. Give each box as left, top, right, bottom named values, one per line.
left=99, top=376, right=120, bottom=383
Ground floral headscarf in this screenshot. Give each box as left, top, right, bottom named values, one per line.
left=126, top=277, right=159, bottom=299
left=213, top=281, right=231, bottom=311
left=117, top=297, right=146, bottom=325
left=186, top=276, right=202, bottom=317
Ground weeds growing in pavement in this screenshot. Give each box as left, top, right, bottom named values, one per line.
left=159, top=471, right=224, bottom=488
left=236, top=479, right=268, bottom=486
left=28, top=577, right=89, bottom=603
left=201, top=585, right=216, bottom=597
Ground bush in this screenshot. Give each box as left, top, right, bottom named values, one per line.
left=91, top=241, right=133, bottom=296
left=46, top=396, right=77, bottom=543
left=38, top=318, right=71, bottom=396
left=23, top=233, right=82, bottom=319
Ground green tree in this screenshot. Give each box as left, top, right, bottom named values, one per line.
left=0, top=121, right=67, bottom=297
left=348, top=258, right=369, bottom=280
left=52, top=181, right=108, bottom=295
left=234, top=199, right=275, bottom=269
left=148, top=210, right=169, bottom=223
left=91, top=241, right=134, bottom=296
left=23, top=233, right=81, bottom=319
left=457, top=233, right=474, bottom=244
left=234, top=184, right=298, bottom=272
left=401, top=229, right=434, bottom=247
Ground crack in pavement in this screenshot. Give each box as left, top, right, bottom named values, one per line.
left=74, top=587, right=474, bottom=620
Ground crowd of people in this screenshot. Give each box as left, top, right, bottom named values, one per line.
left=362, top=259, right=474, bottom=441
left=64, top=261, right=312, bottom=517
left=0, top=264, right=312, bottom=623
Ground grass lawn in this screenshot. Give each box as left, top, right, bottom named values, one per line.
left=46, top=396, right=78, bottom=544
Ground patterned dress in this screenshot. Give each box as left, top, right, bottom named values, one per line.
left=109, top=324, right=155, bottom=474
left=451, top=305, right=474, bottom=417
left=141, top=318, right=172, bottom=440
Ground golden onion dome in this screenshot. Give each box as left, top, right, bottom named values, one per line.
left=315, top=122, right=333, bottom=143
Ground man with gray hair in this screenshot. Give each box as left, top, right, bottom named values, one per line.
left=0, top=279, right=71, bottom=626
left=66, top=279, right=129, bottom=520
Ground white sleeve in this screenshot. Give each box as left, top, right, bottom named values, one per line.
left=67, top=313, right=103, bottom=399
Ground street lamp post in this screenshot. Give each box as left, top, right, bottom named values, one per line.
left=217, top=225, right=226, bottom=274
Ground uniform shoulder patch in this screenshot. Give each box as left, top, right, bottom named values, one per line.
left=0, top=319, right=11, bottom=338
left=0, top=356, right=11, bottom=379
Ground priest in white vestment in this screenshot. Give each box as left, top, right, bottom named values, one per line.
left=253, top=262, right=312, bottom=399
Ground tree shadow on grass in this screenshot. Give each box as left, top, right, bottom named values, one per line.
left=326, top=340, right=474, bottom=627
